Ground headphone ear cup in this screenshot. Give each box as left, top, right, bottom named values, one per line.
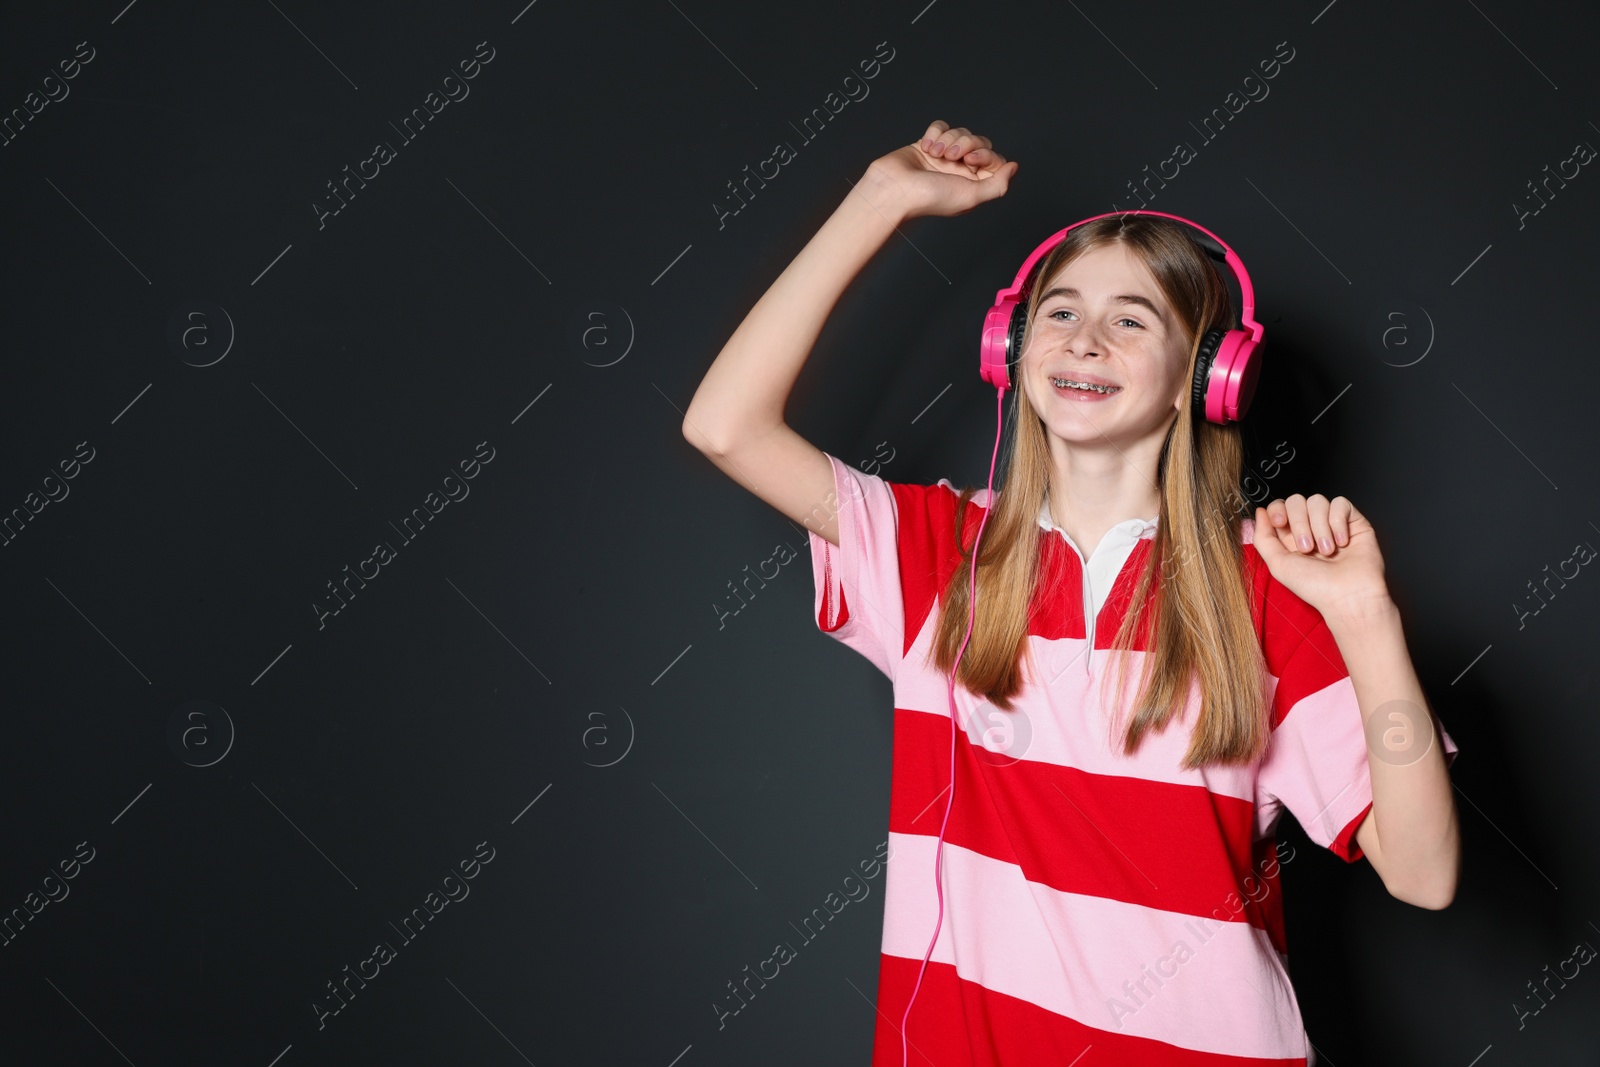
left=1191, top=328, right=1226, bottom=424
left=1006, top=301, right=1030, bottom=386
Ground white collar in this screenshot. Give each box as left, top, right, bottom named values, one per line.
left=1035, top=495, right=1159, bottom=617
left=953, top=483, right=1160, bottom=551
left=1037, top=496, right=1160, bottom=545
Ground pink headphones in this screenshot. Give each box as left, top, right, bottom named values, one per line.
left=979, top=209, right=1265, bottom=424
left=899, top=211, right=1264, bottom=1067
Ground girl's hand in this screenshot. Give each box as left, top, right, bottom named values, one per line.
left=1252, top=493, right=1393, bottom=624
left=865, top=120, right=1019, bottom=220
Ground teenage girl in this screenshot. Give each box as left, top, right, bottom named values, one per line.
left=683, top=121, right=1461, bottom=1066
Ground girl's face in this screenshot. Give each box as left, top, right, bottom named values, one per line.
left=1018, top=242, right=1193, bottom=448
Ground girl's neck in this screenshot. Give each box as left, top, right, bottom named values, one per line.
left=1044, top=451, right=1162, bottom=558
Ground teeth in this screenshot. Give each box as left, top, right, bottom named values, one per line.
left=1050, top=377, right=1120, bottom=394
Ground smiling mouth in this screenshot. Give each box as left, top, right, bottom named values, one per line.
left=1049, top=377, right=1122, bottom=395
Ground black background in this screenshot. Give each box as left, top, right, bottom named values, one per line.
left=1, top=0, right=1596, bottom=1063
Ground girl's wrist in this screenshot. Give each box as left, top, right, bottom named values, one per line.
left=1325, top=591, right=1400, bottom=636
left=853, top=164, right=916, bottom=226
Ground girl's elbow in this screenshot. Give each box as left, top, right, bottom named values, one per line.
left=1400, top=883, right=1456, bottom=911
left=1388, top=866, right=1460, bottom=910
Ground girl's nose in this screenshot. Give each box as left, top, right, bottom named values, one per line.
left=1070, top=320, right=1109, bottom=355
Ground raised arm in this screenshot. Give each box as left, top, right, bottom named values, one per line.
left=682, top=121, right=1019, bottom=547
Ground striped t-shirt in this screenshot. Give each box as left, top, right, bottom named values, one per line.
left=805, top=453, right=1460, bottom=1066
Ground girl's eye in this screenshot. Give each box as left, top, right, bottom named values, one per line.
left=1046, top=309, right=1145, bottom=330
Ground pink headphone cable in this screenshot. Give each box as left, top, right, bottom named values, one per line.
left=899, top=382, right=1007, bottom=1067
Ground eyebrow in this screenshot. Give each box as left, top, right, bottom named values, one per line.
left=1037, top=286, right=1166, bottom=324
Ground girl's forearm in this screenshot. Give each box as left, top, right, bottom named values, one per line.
left=1326, top=600, right=1461, bottom=908
left=684, top=167, right=911, bottom=454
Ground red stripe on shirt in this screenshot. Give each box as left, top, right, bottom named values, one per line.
left=887, top=707, right=1277, bottom=937
left=873, top=953, right=1308, bottom=1067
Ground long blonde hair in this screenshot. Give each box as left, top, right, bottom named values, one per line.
left=927, top=216, right=1271, bottom=769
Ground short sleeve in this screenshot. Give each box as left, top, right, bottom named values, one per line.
left=1257, top=618, right=1461, bottom=864
left=806, top=453, right=906, bottom=682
